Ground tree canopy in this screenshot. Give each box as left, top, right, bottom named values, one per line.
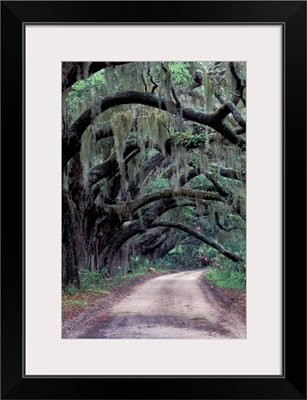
left=62, top=61, right=246, bottom=288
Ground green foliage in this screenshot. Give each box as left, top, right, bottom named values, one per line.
left=65, top=285, right=78, bottom=295
left=154, top=257, right=176, bottom=270
left=222, top=237, right=246, bottom=260
left=127, top=256, right=165, bottom=275
left=206, top=256, right=246, bottom=290
left=128, top=256, right=150, bottom=272
left=171, top=131, right=207, bottom=148
left=69, top=70, right=106, bottom=100
left=181, top=206, right=195, bottom=221
left=125, top=256, right=169, bottom=278
left=64, top=70, right=107, bottom=126
left=168, top=245, right=183, bottom=255
left=79, top=269, right=106, bottom=291
left=143, top=176, right=170, bottom=194
left=188, top=174, right=214, bottom=191
left=65, top=299, right=88, bottom=306
left=78, top=267, right=132, bottom=291
left=166, top=62, right=193, bottom=85
left=199, top=245, right=219, bottom=260
left=165, top=244, right=203, bottom=270
left=206, top=267, right=246, bottom=290
left=71, top=259, right=167, bottom=294
left=63, top=61, right=247, bottom=289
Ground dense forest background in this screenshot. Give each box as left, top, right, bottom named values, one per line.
left=62, top=61, right=246, bottom=290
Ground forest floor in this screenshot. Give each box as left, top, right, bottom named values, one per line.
left=62, top=269, right=246, bottom=339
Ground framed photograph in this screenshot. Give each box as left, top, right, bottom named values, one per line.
left=1, top=1, right=306, bottom=399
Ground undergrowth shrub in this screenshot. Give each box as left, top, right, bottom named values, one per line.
left=79, top=269, right=106, bottom=291
left=64, top=258, right=167, bottom=294
left=127, top=256, right=166, bottom=275
left=206, top=256, right=246, bottom=290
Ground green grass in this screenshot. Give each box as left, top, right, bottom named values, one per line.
left=63, top=262, right=167, bottom=295
left=85, top=288, right=110, bottom=294
left=205, top=267, right=246, bottom=290
left=65, top=299, right=88, bottom=306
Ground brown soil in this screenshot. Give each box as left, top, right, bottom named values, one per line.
left=62, top=290, right=110, bottom=322
left=62, top=269, right=246, bottom=339
left=62, top=271, right=174, bottom=335
left=200, top=277, right=246, bottom=319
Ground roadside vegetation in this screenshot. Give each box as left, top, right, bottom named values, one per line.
left=63, top=256, right=169, bottom=321
left=62, top=61, right=246, bottom=321
left=63, top=250, right=245, bottom=323
left=205, top=262, right=246, bottom=290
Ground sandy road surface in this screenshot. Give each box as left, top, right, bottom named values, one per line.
left=64, top=270, right=246, bottom=339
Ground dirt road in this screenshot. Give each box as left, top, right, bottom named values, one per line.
left=64, top=270, right=246, bottom=339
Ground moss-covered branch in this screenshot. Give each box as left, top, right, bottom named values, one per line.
left=63, top=90, right=246, bottom=165
left=151, top=221, right=242, bottom=262
left=126, top=188, right=221, bottom=215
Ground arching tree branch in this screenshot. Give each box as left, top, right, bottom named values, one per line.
left=126, top=188, right=221, bottom=215
left=151, top=221, right=242, bottom=262
left=63, top=91, right=246, bottom=165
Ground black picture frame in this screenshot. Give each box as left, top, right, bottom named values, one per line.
left=1, top=1, right=306, bottom=399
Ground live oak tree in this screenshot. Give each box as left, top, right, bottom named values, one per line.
left=62, top=61, right=246, bottom=288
